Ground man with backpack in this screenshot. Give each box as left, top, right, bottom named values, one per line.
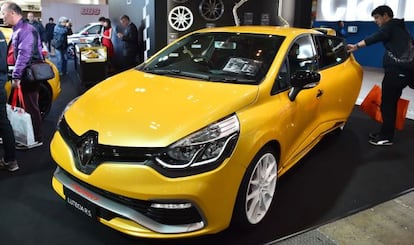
left=53, top=16, right=72, bottom=76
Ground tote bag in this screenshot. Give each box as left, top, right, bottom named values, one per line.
left=360, top=85, right=409, bottom=130
left=6, top=87, right=36, bottom=146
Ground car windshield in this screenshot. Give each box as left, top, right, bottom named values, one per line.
left=141, top=32, right=285, bottom=85
left=74, top=23, right=94, bottom=34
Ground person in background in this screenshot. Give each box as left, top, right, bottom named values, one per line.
left=117, top=15, right=139, bottom=71
left=1, top=1, right=43, bottom=149
left=98, top=16, right=106, bottom=25
left=336, top=20, right=347, bottom=38
left=347, top=5, right=413, bottom=146
left=27, top=12, right=46, bottom=45
left=45, top=17, right=56, bottom=53
left=101, top=18, right=114, bottom=70
left=0, top=29, right=18, bottom=171
left=53, top=16, right=72, bottom=76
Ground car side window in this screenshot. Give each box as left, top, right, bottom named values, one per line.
left=272, top=58, right=289, bottom=94
left=272, top=35, right=317, bottom=95
left=87, top=25, right=102, bottom=35
left=293, top=35, right=318, bottom=72
left=315, top=35, right=349, bottom=69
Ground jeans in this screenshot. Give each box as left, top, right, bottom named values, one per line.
left=55, top=48, right=67, bottom=74
left=0, top=89, right=16, bottom=162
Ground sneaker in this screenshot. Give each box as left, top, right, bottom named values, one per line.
left=369, top=132, right=381, bottom=140
left=0, top=159, right=19, bottom=172
left=16, top=141, right=43, bottom=150
left=369, top=138, right=393, bottom=146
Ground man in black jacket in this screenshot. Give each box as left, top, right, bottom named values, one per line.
left=117, top=15, right=139, bottom=71
left=0, top=30, right=18, bottom=171
left=27, top=12, right=46, bottom=44
left=348, top=5, right=413, bottom=146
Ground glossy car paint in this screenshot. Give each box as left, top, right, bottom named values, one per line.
left=50, top=26, right=363, bottom=238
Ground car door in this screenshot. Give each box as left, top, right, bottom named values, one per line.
left=313, top=35, right=357, bottom=126
left=272, top=35, right=322, bottom=170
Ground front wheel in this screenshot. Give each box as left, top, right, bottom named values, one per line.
left=67, top=44, right=75, bottom=59
left=232, top=146, right=278, bottom=227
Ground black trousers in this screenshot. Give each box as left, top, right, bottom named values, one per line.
left=380, top=71, right=411, bottom=139
left=0, top=89, right=16, bottom=162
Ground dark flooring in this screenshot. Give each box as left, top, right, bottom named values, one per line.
left=1, top=62, right=414, bottom=245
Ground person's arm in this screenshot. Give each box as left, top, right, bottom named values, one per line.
left=12, top=29, right=34, bottom=81
left=347, top=40, right=367, bottom=52
left=347, top=27, right=389, bottom=53
left=0, top=31, right=8, bottom=87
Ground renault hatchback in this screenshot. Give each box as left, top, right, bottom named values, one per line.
left=50, top=26, right=363, bottom=238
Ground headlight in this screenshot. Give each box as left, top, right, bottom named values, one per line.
left=155, top=115, right=240, bottom=169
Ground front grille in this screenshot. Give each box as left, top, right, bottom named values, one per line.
left=57, top=118, right=229, bottom=178
left=58, top=118, right=164, bottom=174
left=61, top=168, right=203, bottom=225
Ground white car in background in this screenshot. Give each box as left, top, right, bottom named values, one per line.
left=67, top=22, right=102, bottom=58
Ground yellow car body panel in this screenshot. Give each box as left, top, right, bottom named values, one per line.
left=65, top=69, right=258, bottom=147
left=50, top=25, right=363, bottom=238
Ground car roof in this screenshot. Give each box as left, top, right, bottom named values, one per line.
left=196, top=25, right=321, bottom=39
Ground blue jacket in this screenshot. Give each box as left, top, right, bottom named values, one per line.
left=53, top=23, right=72, bottom=50
left=11, top=19, right=43, bottom=80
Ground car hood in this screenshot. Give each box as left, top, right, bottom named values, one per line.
left=64, top=69, right=258, bottom=147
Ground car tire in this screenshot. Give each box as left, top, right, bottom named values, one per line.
left=67, top=44, right=75, bottom=59
left=39, top=81, right=53, bottom=120
left=232, top=146, right=278, bottom=228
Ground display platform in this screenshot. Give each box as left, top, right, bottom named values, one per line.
left=1, top=61, right=413, bottom=244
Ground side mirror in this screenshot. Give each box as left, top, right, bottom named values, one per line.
left=288, top=70, right=321, bottom=101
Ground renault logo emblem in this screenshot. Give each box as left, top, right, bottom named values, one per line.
left=77, top=132, right=98, bottom=167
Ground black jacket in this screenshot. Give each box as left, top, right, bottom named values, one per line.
left=121, top=22, right=139, bottom=56
left=0, top=30, right=7, bottom=88
left=364, top=18, right=412, bottom=72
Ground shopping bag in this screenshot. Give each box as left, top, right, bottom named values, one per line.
left=6, top=87, right=36, bottom=146
left=360, top=84, right=410, bottom=130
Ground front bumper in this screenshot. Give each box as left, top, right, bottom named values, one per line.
left=52, top=167, right=205, bottom=237
left=50, top=131, right=244, bottom=238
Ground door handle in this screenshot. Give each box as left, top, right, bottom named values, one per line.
left=316, top=89, right=323, bottom=98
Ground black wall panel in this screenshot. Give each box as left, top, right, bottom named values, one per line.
left=108, top=0, right=280, bottom=62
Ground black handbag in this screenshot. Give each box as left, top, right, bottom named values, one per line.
left=24, top=30, right=55, bottom=82
left=25, top=62, right=55, bottom=82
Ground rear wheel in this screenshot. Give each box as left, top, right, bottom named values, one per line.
left=39, top=82, right=53, bottom=119
left=233, top=146, right=278, bottom=227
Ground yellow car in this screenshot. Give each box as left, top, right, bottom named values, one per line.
left=50, top=26, right=363, bottom=238
left=1, top=25, right=61, bottom=118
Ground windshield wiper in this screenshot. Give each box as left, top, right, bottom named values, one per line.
left=143, top=68, right=210, bottom=80
left=209, top=76, right=257, bottom=84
